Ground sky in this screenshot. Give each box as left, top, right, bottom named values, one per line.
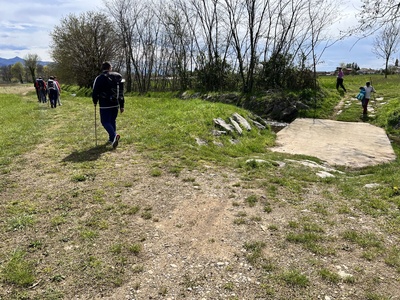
left=0, top=0, right=392, bottom=72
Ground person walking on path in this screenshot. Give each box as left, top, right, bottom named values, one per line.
left=35, top=77, right=47, bottom=103
left=47, top=76, right=59, bottom=108
left=92, top=61, right=125, bottom=149
left=336, top=67, right=347, bottom=92
left=362, top=81, right=376, bottom=115
left=54, top=76, right=62, bottom=106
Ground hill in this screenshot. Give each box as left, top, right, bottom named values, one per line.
left=0, top=56, right=51, bottom=66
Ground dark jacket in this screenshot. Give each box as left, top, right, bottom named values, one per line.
left=92, top=71, right=125, bottom=109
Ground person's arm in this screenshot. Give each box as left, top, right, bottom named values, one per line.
left=92, top=76, right=100, bottom=106
left=119, top=94, right=125, bottom=113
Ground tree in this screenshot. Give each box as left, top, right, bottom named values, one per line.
left=24, top=53, right=40, bottom=83
left=372, top=20, right=400, bottom=78
left=359, top=0, right=400, bottom=31
left=105, top=0, right=143, bottom=93
left=156, top=1, right=196, bottom=91
left=179, top=0, right=231, bottom=92
left=1, top=65, right=13, bottom=82
left=51, top=11, right=120, bottom=87
left=11, top=62, right=25, bottom=83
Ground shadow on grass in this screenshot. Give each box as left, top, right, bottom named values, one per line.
left=62, top=145, right=110, bottom=162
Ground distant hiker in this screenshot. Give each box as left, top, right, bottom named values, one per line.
left=361, top=81, right=376, bottom=115
left=54, top=76, right=62, bottom=106
left=35, top=77, right=47, bottom=103
left=336, top=67, right=347, bottom=92
left=47, top=76, right=59, bottom=108
left=34, top=79, right=40, bottom=101
left=92, top=61, right=125, bottom=149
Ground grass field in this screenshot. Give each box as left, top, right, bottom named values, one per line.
left=0, top=79, right=399, bottom=299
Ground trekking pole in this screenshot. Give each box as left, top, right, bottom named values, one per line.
left=94, top=105, right=98, bottom=146
left=370, top=76, right=376, bottom=109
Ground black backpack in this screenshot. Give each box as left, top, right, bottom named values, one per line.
left=104, top=72, right=124, bottom=102
left=37, top=79, right=45, bottom=89
left=47, top=80, right=55, bottom=90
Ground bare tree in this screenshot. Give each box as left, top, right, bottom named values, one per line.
left=359, top=0, right=400, bottom=31
left=180, top=0, right=232, bottom=91
left=156, top=1, right=196, bottom=90
left=1, top=65, right=13, bottom=82
left=104, top=0, right=144, bottom=93
left=305, top=0, right=339, bottom=79
left=24, top=54, right=40, bottom=83
left=372, top=20, right=400, bottom=78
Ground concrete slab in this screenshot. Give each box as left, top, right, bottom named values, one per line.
left=270, top=118, right=396, bottom=168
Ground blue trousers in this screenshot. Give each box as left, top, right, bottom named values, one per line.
left=49, top=89, right=58, bottom=107
left=100, top=107, right=119, bottom=142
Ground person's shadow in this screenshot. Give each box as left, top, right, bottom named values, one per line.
left=62, top=144, right=110, bottom=162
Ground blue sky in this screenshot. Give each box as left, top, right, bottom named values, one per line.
left=0, top=0, right=104, bottom=61
left=0, top=0, right=392, bottom=72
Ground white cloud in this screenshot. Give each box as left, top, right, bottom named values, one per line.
left=0, top=0, right=104, bottom=61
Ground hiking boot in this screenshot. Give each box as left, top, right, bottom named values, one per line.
left=112, top=134, right=120, bottom=149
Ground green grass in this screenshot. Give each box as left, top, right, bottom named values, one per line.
left=2, top=250, right=36, bottom=287
left=0, top=94, right=47, bottom=169
left=280, top=269, right=310, bottom=287
left=1, top=82, right=400, bottom=299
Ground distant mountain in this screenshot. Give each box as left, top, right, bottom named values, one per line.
left=0, top=56, right=52, bottom=66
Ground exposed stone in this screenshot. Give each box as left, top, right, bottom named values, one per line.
left=229, top=117, right=243, bottom=135
left=232, top=113, right=252, bottom=131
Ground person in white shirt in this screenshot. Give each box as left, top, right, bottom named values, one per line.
left=47, top=76, right=60, bottom=108
left=362, top=81, right=376, bottom=115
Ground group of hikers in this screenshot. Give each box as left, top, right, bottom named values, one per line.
left=336, top=67, right=376, bottom=116
left=32, top=62, right=124, bottom=150
left=34, top=76, right=62, bottom=108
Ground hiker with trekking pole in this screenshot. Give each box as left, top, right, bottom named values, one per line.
left=92, top=61, right=125, bottom=149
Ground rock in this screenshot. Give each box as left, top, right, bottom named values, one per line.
left=214, top=118, right=234, bottom=133
left=316, top=171, right=335, bottom=178
left=252, top=120, right=266, bottom=130
left=232, top=113, right=252, bottom=131
left=218, top=93, right=240, bottom=104
left=212, top=130, right=227, bottom=136
left=245, top=159, right=271, bottom=166
left=229, top=117, right=243, bottom=135
left=195, top=138, right=208, bottom=145
left=364, top=183, right=380, bottom=188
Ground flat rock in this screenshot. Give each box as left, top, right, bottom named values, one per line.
left=270, top=118, right=396, bottom=168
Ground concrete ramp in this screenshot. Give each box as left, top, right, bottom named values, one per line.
left=270, top=118, right=396, bottom=168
